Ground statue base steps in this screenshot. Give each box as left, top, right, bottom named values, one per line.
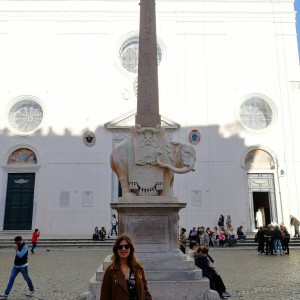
left=83, top=197, right=216, bottom=299
left=89, top=253, right=213, bottom=300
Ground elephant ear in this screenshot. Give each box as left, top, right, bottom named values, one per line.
left=166, top=141, right=181, bottom=162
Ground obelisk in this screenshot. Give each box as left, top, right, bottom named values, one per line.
left=136, top=0, right=161, bottom=127
left=82, top=1, right=215, bottom=299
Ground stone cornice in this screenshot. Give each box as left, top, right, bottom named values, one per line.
left=104, top=110, right=180, bottom=131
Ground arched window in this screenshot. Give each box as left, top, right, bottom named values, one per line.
left=8, top=148, right=37, bottom=165
left=245, top=149, right=274, bottom=170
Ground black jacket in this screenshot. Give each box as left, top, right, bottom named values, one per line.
left=264, top=229, right=274, bottom=241
left=195, top=254, right=215, bottom=280
left=273, top=228, right=282, bottom=240
left=14, top=242, right=28, bottom=266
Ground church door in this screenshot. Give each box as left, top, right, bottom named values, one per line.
left=248, top=173, right=277, bottom=231
left=3, top=173, right=35, bottom=230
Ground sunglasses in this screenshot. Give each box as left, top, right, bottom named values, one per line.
left=117, top=244, right=130, bottom=250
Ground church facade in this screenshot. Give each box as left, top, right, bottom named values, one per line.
left=0, top=0, right=299, bottom=235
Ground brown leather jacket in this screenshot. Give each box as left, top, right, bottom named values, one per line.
left=100, top=263, right=152, bottom=300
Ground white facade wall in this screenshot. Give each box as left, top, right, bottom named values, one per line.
left=0, top=0, right=299, bottom=235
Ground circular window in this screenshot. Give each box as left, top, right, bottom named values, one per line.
left=8, top=97, right=43, bottom=134
left=239, top=96, right=274, bottom=131
left=119, top=35, right=162, bottom=74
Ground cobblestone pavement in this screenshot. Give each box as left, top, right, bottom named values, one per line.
left=0, top=247, right=299, bottom=300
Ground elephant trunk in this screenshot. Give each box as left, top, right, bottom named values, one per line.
left=157, top=158, right=195, bottom=174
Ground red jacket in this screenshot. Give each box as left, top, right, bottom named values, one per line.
left=31, top=231, right=40, bottom=243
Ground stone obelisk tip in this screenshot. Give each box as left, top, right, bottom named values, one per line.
left=136, top=0, right=161, bottom=128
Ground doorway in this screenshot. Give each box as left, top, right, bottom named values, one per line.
left=253, top=191, right=271, bottom=228
left=3, top=173, right=35, bottom=230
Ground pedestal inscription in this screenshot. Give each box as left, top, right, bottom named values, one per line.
left=128, top=215, right=168, bottom=244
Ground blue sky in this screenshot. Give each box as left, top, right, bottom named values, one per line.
left=295, top=0, right=300, bottom=61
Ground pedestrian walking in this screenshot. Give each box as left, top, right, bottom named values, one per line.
left=0, top=236, right=35, bottom=299
left=30, top=228, right=40, bottom=254
left=111, top=214, right=118, bottom=237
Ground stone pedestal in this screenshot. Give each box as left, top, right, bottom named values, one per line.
left=87, top=196, right=212, bottom=300
left=113, top=196, right=185, bottom=253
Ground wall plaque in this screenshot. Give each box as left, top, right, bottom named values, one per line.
left=191, top=190, right=202, bottom=206
left=82, top=191, right=93, bottom=207
left=128, top=216, right=168, bottom=244
left=60, top=191, right=70, bottom=207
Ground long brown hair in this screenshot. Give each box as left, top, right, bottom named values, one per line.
left=110, top=233, right=139, bottom=268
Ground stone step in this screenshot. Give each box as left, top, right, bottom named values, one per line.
left=96, top=263, right=203, bottom=281
left=96, top=253, right=200, bottom=282
left=0, top=239, right=113, bottom=243
left=142, top=259, right=196, bottom=270
left=89, top=271, right=211, bottom=300
left=145, top=269, right=204, bottom=281
left=1, top=236, right=299, bottom=249
left=0, top=238, right=115, bottom=249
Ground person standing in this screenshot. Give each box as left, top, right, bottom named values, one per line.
left=30, top=229, right=40, bottom=254
left=111, top=214, right=118, bottom=237
left=198, top=226, right=210, bottom=247
left=264, top=224, right=274, bottom=255
left=256, top=209, right=263, bottom=228
left=273, top=225, right=283, bottom=255
left=256, top=226, right=265, bottom=254
left=225, top=215, right=232, bottom=228
left=0, top=236, right=35, bottom=299
left=188, top=227, right=198, bottom=242
left=281, top=225, right=290, bottom=255
left=290, top=215, right=300, bottom=237
left=218, top=214, right=225, bottom=227
left=100, top=233, right=152, bottom=300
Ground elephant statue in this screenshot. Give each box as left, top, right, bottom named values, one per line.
left=110, top=127, right=196, bottom=197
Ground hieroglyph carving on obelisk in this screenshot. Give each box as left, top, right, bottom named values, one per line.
left=136, top=0, right=161, bottom=128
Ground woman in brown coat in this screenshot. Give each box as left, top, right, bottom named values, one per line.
left=100, top=233, right=152, bottom=300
